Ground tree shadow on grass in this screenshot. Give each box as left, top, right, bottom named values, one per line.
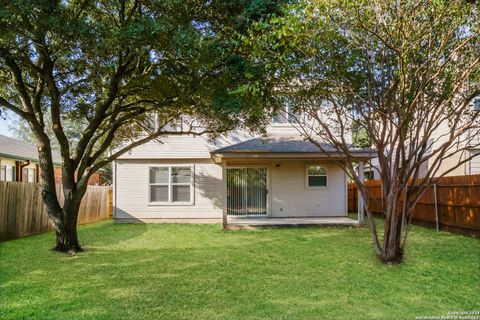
left=2, top=228, right=374, bottom=319
left=2, top=223, right=479, bottom=320
left=75, top=220, right=149, bottom=251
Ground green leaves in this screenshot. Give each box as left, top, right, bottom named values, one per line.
left=0, top=0, right=290, bottom=140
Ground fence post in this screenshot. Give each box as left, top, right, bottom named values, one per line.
left=434, top=183, right=439, bottom=232
left=357, top=161, right=365, bottom=224
left=108, top=188, right=113, bottom=218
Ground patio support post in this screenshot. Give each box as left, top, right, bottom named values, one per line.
left=357, top=161, right=365, bottom=224
left=222, top=160, right=228, bottom=229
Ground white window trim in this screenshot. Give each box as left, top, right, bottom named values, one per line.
left=152, top=112, right=184, bottom=132
left=1, top=165, right=15, bottom=182
left=6, top=166, right=14, bottom=181
left=148, top=165, right=195, bottom=206
left=305, top=164, right=328, bottom=189
left=25, top=168, right=36, bottom=183
left=271, top=101, right=303, bottom=126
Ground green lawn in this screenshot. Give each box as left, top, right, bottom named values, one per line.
left=1, top=220, right=479, bottom=320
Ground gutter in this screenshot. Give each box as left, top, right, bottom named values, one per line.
left=210, top=152, right=374, bottom=164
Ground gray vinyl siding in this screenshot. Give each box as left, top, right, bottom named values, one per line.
left=114, top=159, right=348, bottom=220
left=470, top=150, right=480, bottom=174
left=117, top=131, right=254, bottom=160
left=270, top=161, right=347, bottom=217
left=117, top=125, right=307, bottom=160
left=114, top=159, right=223, bottom=220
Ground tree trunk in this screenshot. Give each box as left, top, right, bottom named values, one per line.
left=380, top=218, right=403, bottom=263
left=379, top=197, right=404, bottom=264
left=49, top=193, right=84, bottom=254
left=53, top=211, right=82, bottom=253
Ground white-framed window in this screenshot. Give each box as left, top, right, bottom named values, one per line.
left=22, top=168, right=36, bottom=183
left=306, top=165, right=327, bottom=187
left=148, top=112, right=184, bottom=133
left=28, top=168, right=35, bottom=182
left=1, top=165, right=15, bottom=181
left=163, top=117, right=183, bottom=132
left=364, top=170, right=375, bottom=181
left=148, top=165, right=194, bottom=204
left=272, top=100, right=302, bottom=125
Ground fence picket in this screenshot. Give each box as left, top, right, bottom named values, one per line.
left=0, top=182, right=112, bottom=241
left=348, top=174, right=480, bottom=236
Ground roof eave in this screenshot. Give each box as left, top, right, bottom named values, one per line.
left=210, top=151, right=374, bottom=163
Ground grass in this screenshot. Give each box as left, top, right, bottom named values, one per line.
left=1, top=220, right=479, bottom=320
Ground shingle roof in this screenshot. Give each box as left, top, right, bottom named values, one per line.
left=212, top=137, right=373, bottom=155
left=0, top=134, right=62, bottom=164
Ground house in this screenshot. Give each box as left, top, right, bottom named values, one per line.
left=0, top=134, right=61, bottom=183
left=0, top=134, right=107, bottom=185
left=113, top=115, right=373, bottom=226
left=363, top=97, right=480, bottom=180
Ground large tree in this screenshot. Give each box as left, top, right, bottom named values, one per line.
left=241, top=0, right=480, bottom=263
left=0, top=0, right=282, bottom=253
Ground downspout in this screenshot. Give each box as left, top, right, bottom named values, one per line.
left=19, top=160, right=31, bottom=182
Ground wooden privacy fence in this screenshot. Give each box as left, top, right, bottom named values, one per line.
left=348, top=174, right=480, bottom=236
left=0, top=181, right=112, bottom=241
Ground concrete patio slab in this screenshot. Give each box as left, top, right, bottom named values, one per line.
left=226, top=216, right=361, bottom=230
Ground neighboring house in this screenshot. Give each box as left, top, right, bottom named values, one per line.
left=364, top=97, right=480, bottom=180
left=0, top=134, right=106, bottom=185
left=113, top=112, right=372, bottom=224
left=0, top=134, right=62, bottom=183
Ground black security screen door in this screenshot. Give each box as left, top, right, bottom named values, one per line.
left=227, top=168, right=267, bottom=216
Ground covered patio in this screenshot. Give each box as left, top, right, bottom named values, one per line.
left=211, top=136, right=373, bottom=229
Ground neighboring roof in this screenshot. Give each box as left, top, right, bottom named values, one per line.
left=0, top=134, right=62, bottom=165
left=211, top=136, right=375, bottom=159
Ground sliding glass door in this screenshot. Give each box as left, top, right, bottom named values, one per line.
left=227, top=168, right=267, bottom=216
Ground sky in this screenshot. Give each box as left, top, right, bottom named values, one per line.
left=0, top=111, right=17, bottom=138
